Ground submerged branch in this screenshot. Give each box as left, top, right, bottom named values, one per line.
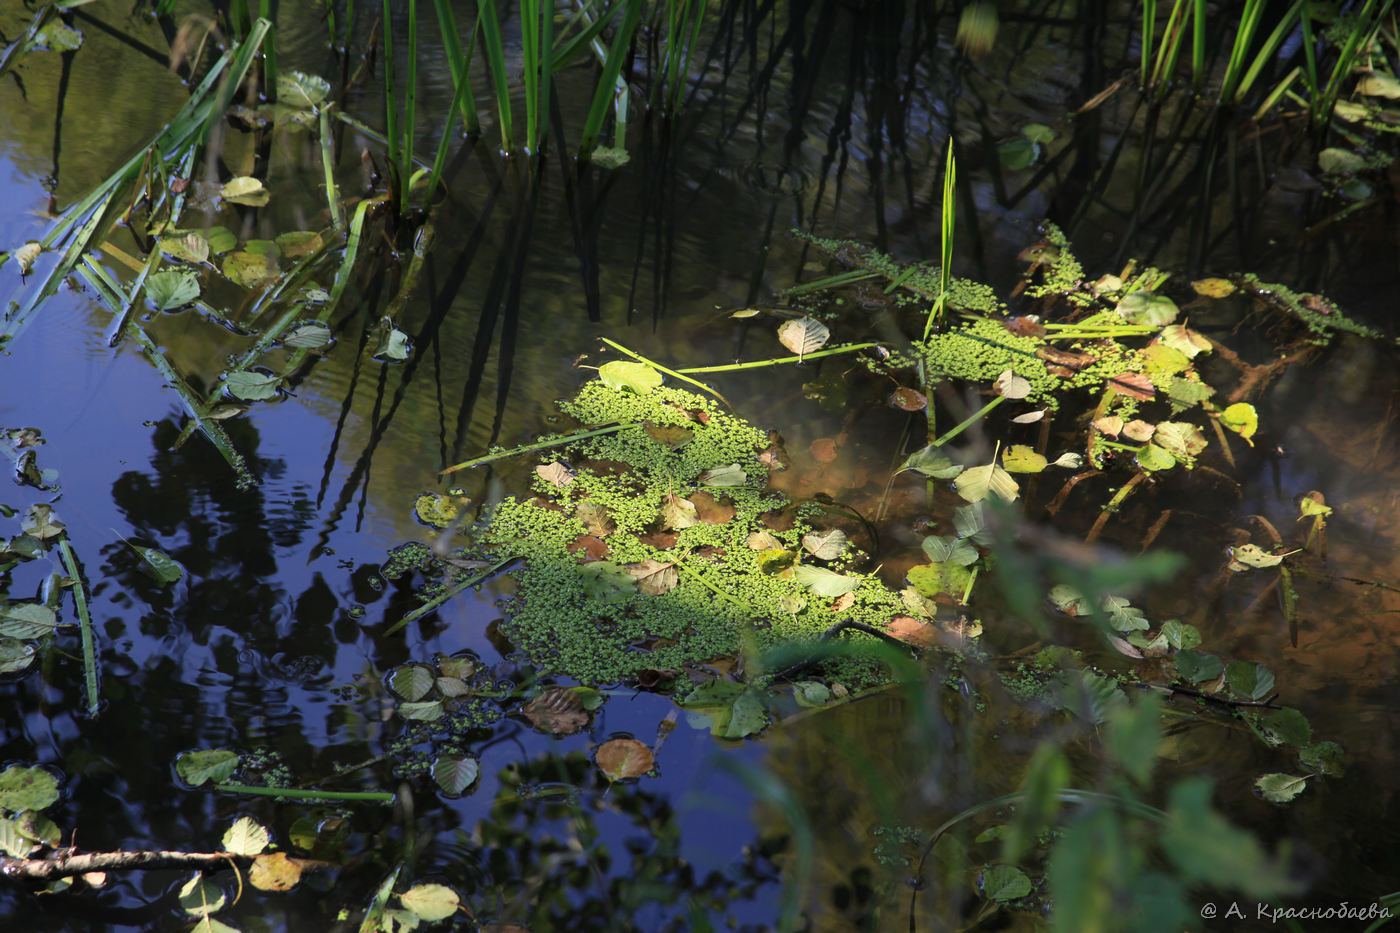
left=1, top=850, right=244, bottom=883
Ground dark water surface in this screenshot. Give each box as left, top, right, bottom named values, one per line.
left=1, top=2, right=1398, bottom=930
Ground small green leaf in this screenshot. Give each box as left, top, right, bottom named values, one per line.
left=431, top=756, right=479, bottom=796
left=792, top=681, right=831, bottom=707
left=179, top=874, right=228, bottom=917
left=398, top=700, right=445, bottom=721
left=400, top=883, right=461, bottom=921
left=1001, top=444, right=1047, bottom=473
left=1256, top=707, right=1311, bottom=747
left=277, top=71, right=332, bottom=108
left=1298, top=740, right=1346, bottom=777
left=0, top=765, right=59, bottom=812
left=127, top=543, right=185, bottom=585
left=222, top=816, right=270, bottom=856
left=283, top=321, right=333, bottom=349
left=175, top=750, right=240, bottom=787
left=0, top=604, right=59, bottom=639
left=1220, top=403, right=1258, bottom=445
left=981, top=864, right=1033, bottom=902
left=374, top=326, right=412, bottom=361
left=578, top=561, right=637, bottom=602
left=1225, top=661, right=1275, bottom=701
left=712, top=688, right=769, bottom=738
left=792, top=564, right=859, bottom=597
left=220, top=176, right=270, bottom=206
left=954, top=463, right=1019, bottom=503
left=598, top=361, right=663, bottom=394
left=897, top=445, right=965, bottom=479
left=660, top=494, right=697, bottom=530
left=997, top=137, right=1038, bottom=171
left=225, top=371, right=282, bottom=401
left=1135, top=443, right=1176, bottom=472
left=1174, top=649, right=1222, bottom=683
left=1318, top=147, right=1366, bottom=174
left=699, top=463, right=747, bottom=486
left=146, top=270, right=201, bottom=312
left=390, top=665, right=434, bottom=701
left=35, top=23, right=83, bottom=51
left=1116, top=291, right=1179, bottom=326
left=921, top=535, right=978, bottom=566
left=1022, top=122, right=1055, bottom=143
left=1255, top=773, right=1307, bottom=804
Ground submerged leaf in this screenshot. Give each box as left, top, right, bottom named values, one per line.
left=576, top=500, right=616, bottom=536
left=578, top=561, right=636, bottom=602
left=175, top=749, right=239, bottom=787
left=127, top=542, right=185, bottom=585
left=921, top=535, right=978, bottom=566
left=146, top=270, right=201, bottom=312
left=277, top=71, right=332, bottom=108
left=1115, top=291, right=1179, bottom=326
left=776, top=317, right=830, bottom=357
left=699, top=463, right=747, bottom=486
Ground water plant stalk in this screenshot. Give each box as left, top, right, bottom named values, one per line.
left=57, top=539, right=99, bottom=718
left=672, top=342, right=879, bottom=373
left=384, top=555, right=517, bottom=635
left=598, top=337, right=733, bottom=406
left=441, top=423, right=638, bottom=474
left=476, top=0, right=514, bottom=152
left=214, top=784, right=396, bottom=802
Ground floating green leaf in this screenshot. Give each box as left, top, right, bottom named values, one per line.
left=0, top=765, right=59, bottom=812
left=578, top=561, right=637, bottom=602
left=220, top=176, right=270, bottom=206
left=1102, top=596, right=1149, bottom=632
left=792, top=564, right=860, bottom=597
left=0, top=638, right=37, bottom=674
left=400, top=882, right=461, bottom=921
left=1226, top=661, right=1275, bottom=701
left=1116, top=291, right=1179, bottom=326
left=35, top=23, right=83, bottom=51
left=712, top=688, right=769, bottom=738
left=598, top=361, right=662, bottom=394
left=898, top=445, right=964, bottom=479
left=225, top=371, right=282, bottom=401
left=175, top=749, right=240, bottom=787
left=699, top=463, right=747, bottom=486
left=431, top=756, right=479, bottom=796
left=222, top=250, right=277, bottom=288
left=792, top=681, right=831, bottom=707
left=997, top=137, right=1038, bottom=171
left=179, top=874, right=228, bottom=917
left=277, top=71, right=332, bottom=109
left=1160, top=324, right=1211, bottom=358
left=1256, top=707, right=1311, bottom=748
left=374, top=326, right=412, bottom=361
left=1318, top=147, right=1366, bottom=174
left=1228, top=543, right=1290, bottom=570
left=0, top=604, right=59, bottom=639
left=283, top=321, right=333, bottom=349
left=953, top=503, right=992, bottom=545
left=1153, top=422, right=1207, bottom=462
left=127, top=542, right=185, bottom=585
left=1174, top=649, right=1222, bottom=683
left=222, top=816, right=270, bottom=856
left=146, top=270, right=201, bottom=312
left=390, top=665, right=434, bottom=701
left=921, top=535, right=978, bottom=566
left=1022, top=122, right=1055, bottom=143
left=1134, top=443, right=1176, bottom=472
left=399, top=700, right=445, bottom=721
left=1298, top=741, right=1346, bottom=777
left=1001, top=444, right=1047, bottom=473
left=1220, top=403, right=1258, bottom=445
left=907, top=561, right=973, bottom=599
left=954, top=463, right=1019, bottom=503
left=981, top=864, right=1033, bottom=902
left=1255, top=773, right=1307, bottom=804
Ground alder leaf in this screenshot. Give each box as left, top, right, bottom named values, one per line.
left=777, top=317, right=830, bottom=358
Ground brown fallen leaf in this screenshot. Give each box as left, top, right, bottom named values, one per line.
left=1107, top=372, right=1155, bottom=401
left=626, top=558, right=680, bottom=596
left=535, top=461, right=574, bottom=487
left=887, top=615, right=936, bottom=647
left=810, top=438, right=839, bottom=463
left=568, top=535, right=609, bottom=560
left=831, top=592, right=855, bottom=612
left=249, top=852, right=303, bottom=892
left=523, top=688, right=590, bottom=735
left=595, top=738, right=655, bottom=781
left=575, top=500, right=616, bottom=536
left=692, top=491, right=736, bottom=524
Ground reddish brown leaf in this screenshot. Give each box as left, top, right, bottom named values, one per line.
left=568, top=535, right=609, bottom=560
left=887, top=615, right=936, bottom=647
left=692, top=491, right=737, bottom=524
left=595, top=738, right=655, bottom=780
left=890, top=387, right=927, bottom=411
left=830, top=592, right=855, bottom=612
left=1108, top=372, right=1155, bottom=401
left=1036, top=346, right=1098, bottom=370
left=1004, top=316, right=1046, bottom=338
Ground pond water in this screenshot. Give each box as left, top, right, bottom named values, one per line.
left=1, top=2, right=1398, bottom=931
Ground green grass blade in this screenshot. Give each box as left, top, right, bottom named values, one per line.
left=1229, top=2, right=1303, bottom=105
left=381, top=0, right=402, bottom=195
left=579, top=0, right=640, bottom=155
left=57, top=539, right=99, bottom=718
left=1141, top=0, right=1156, bottom=86
left=476, top=0, right=513, bottom=152
left=432, top=0, right=480, bottom=134
left=924, top=140, right=956, bottom=340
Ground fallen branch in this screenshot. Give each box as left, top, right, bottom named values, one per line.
left=1, top=849, right=245, bottom=883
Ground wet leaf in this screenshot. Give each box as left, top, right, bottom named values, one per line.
left=954, top=463, right=1019, bottom=503
left=1144, top=342, right=1190, bottom=378
left=0, top=604, right=59, bottom=639
left=1022, top=122, right=1055, bottom=144
left=1298, top=494, right=1331, bottom=519
left=998, top=137, right=1039, bottom=170
left=1102, top=596, right=1148, bottom=632
left=14, top=241, right=41, bottom=274
left=435, top=676, right=473, bottom=697
left=374, top=326, right=412, bottom=361
left=890, top=387, right=927, bottom=411
left=1255, top=773, right=1307, bottom=804
left=993, top=369, right=1032, bottom=399
left=1226, top=661, right=1275, bottom=701
left=401, top=883, right=461, bottom=921
left=144, top=270, right=202, bottom=312
left=389, top=665, right=434, bottom=701
left=792, top=681, right=831, bottom=707
left=1051, top=452, right=1084, bottom=469
left=1048, top=584, right=1091, bottom=616
left=598, top=360, right=662, bottom=394
left=907, top=562, right=973, bottom=599
left=595, top=738, right=655, bottom=780
left=1190, top=278, right=1236, bottom=298
left=801, top=528, right=848, bottom=560
left=1122, top=420, right=1155, bottom=442
left=158, top=231, right=210, bottom=263
left=746, top=530, right=780, bottom=550
left=35, top=23, right=83, bottom=51
left=1356, top=73, right=1400, bottom=98
left=0, top=638, right=37, bottom=674
left=1152, top=422, right=1207, bottom=462
left=982, top=864, right=1032, bottom=902
left=398, top=700, right=445, bottom=721
left=1258, top=707, right=1311, bottom=747
left=220, top=176, right=270, bottom=206
left=22, top=503, right=64, bottom=541
left=712, top=689, right=769, bottom=738
left=779, top=593, right=806, bottom=614
left=277, top=71, right=332, bottom=108
left=0, top=766, right=59, bottom=812
left=127, top=543, right=185, bottom=585
left=1001, top=445, right=1047, bottom=473
left=179, top=875, right=227, bottom=916
left=643, top=421, right=693, bottom=449
left=576, top=500, right=615, bottom=536
left=792, top=564, right=859, bottom=597
left=224, top=248, right=279, bottom=288
left=1220, top=402, right=1258, bottom=445
left=660, top=494, right=697, bottom=529
left=205, top=227, right=238, bottom=253
left=1175, top=649, right=1222, bottom=683
left=830, top=592, right=855, bottom=612
left=175, top=749, right=239, bottom=787
left=222, top=817, right=270, bottom=856
left=888, top=615, right=937, bottom=646
left=225, top=371, right=281, bottom=401
left=1011, top=410, right=1045, bottom=424
left=809, top=438, right=839, bottom=463
left=578, top=561, right=636, bottom=602
left=699, top=463, right=747, bottom=486
left=953, top=503, right=992, bottom=545
left=1228, top=543, right=1289, bottom=570
left=1116, top=291, right=1179, bottom=325
left=0, top=818, right=35, bottom=858
left=921, top=535, right=978, bottom=566
left=283, top=322, right=333, bottom=349
left=777, top=317, right=830, bottom=357
left=535, top=461, right=574, bottom=488
left=1135, top=443, right=1176, bottom=472
left=1108, top=372, right=1155, bottom=400
left=249, top=851, right=301, bottom=891
left=730, top=308, right=762, bottom=319
left=1317, top=147, right=1365, bottom=174
left=431, top=755, right=479, bottom=796
left=626, top=558, right=679, bottom=595
left=523, top=688, right=590, bottom=734
left=1160, top=323, right=1213, bottom=356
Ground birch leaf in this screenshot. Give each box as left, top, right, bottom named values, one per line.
left=660, top=494, right=697, bottom=530
left=777, top=317, right=830, bottom=357
left=801, top=529, right=848, bottom=560
left=626, top=559, right=679, bottom=595
left=954, top=463, right=1019, bottom=503
left=792, top=564, right=859, bottom=597
left=699, top=463, right=747, bottom=486
left=535, top=462, right=574, bottom=487
left=994, top=369, right=1032, bottom=399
